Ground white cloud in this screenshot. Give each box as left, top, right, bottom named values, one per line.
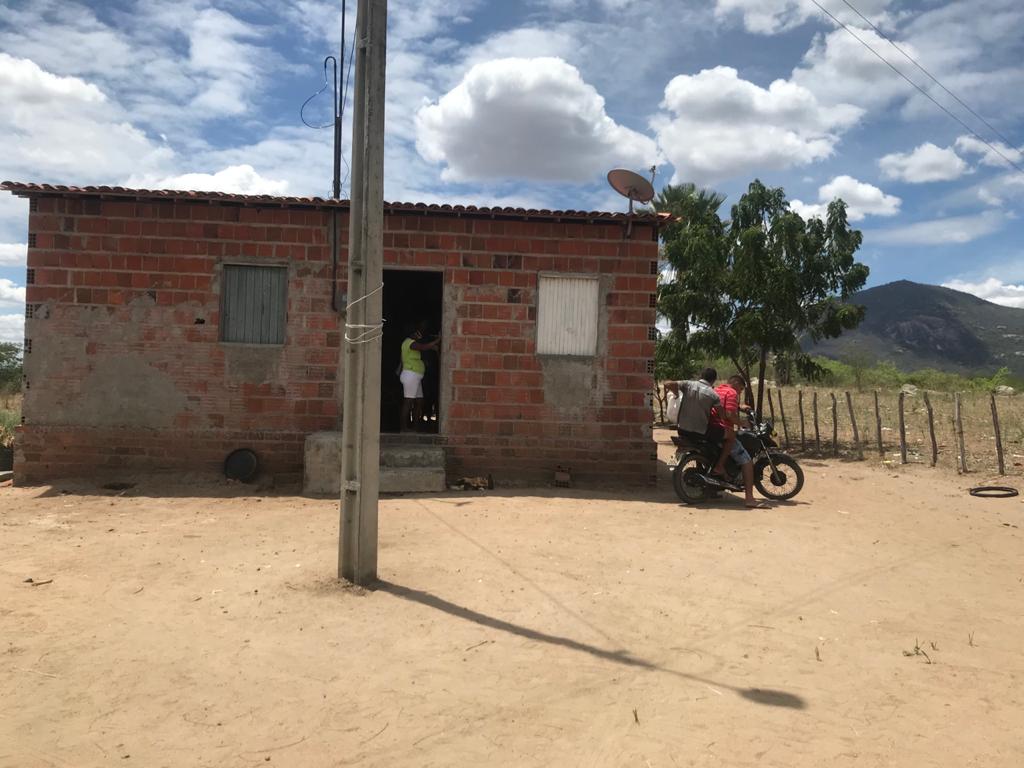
left=186, top=8, right=266, bottom=117
left=0, top=2, right=273, bottom=130
left=130, top=165, right=290, bottom=196
left=0, top=54, right=174, bottom=183
left=942, top=277, right=1024, bottom=308
left=0, top=279, right=26, bottom=308
left=415, top=57, right=658, bottom=183
left=0, top=314, right=24, bottom=344
left=791, top=175, right=900, bottom=221
left=791, top=27, right=917, bottom=110
left=652, top=66, right=861, bottom=184
left=0, top=244, right=27, bottom=268
left=714, top=0, right=895, bottom=35
left=871, top=210, right=1008, bottom=245
left=879, top=143, right=968, bottom=183
left=954, top=135, right=1024, bottom=169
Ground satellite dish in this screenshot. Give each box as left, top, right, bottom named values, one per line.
left=607, top=166, right=656, bottom=236
left=607, top=168, right=655, bottom=204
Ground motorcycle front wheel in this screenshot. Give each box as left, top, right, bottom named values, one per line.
left=753, top=452, right=804, bottom=501
left=673, top=453, right=711, bottom=504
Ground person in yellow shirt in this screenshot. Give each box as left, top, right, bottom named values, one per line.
left=399, top=320, right=440, bottom=432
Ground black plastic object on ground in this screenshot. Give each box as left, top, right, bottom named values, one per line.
left=968, top=486, right=1019, bottom=498
left=224, top=449, right=259, bottom=483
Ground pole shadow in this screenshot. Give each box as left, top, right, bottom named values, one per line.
left=371, top=579, right=807, bottom=710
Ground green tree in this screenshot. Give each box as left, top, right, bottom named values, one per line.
left=0, top=342, right=23, bottom=393
left=658, top=179, right=869, bottom=413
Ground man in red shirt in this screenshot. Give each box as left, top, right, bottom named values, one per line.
left=710, top=375, right=763, bottom=508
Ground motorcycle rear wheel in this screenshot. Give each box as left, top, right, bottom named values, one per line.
left=673, top=453, right=711, bottom=504
left=753, top=453, right=804, bottom=501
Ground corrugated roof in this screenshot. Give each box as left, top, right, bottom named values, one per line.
left=1, top=181, right=666, bottom=224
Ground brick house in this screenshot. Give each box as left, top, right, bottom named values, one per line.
left=2, top=182, right=661, bottom=486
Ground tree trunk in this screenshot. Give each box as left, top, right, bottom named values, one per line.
left=654, top=383, right=665, bottom=424
left=731, top=355, right=754, bottom=407
left=755, top=346, right=768, bottom=416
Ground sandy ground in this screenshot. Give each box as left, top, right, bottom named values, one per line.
left=2, top=431, right=1023, bottom=768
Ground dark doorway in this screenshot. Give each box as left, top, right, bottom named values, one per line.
left=381, top=269, right=444, bottom=433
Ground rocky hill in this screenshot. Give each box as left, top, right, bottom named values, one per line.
left=807, top=280, right=1024, bottom=377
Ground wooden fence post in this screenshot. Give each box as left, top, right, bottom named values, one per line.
left=776, top=388, right=790, bottom=449
left=923, top=391, right=938, bottom=467
left=846, top=391, right=863, bottom=460
left=830, top=392, right=838, bottom=457
left=991, top=393, right=1005, bottom=475
left=798, top=389, right=806, bottom=451
left=766, top=388, right=776, bottom=422
left=873, top=390, right=884, bottom=458
left=954, top=392, right=967, bottom=474
left=813, top=391, right=821, bottom=454
left=898, top=391, right=908, bottom=464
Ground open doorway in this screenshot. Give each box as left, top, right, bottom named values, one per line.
left=380, top=269, right=444, bottom=434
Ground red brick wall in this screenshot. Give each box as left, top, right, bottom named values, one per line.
left=17, top=194, right=658, bottom=484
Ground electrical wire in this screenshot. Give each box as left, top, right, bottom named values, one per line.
left=837, top=0, right=1019, bottom=151
left=808, top=0, right=1024, bottom=179
left=300, top=57, right=336, bottom=130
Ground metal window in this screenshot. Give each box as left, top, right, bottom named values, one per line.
left=536, top=275, right=599, bottom=356
left=220, top=264, right=287, bottom=344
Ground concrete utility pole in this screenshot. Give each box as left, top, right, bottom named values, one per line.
left=339, top=0, right=387, bottom=585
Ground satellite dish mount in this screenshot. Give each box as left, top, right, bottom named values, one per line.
left=607, top=166, right=656, bottom=237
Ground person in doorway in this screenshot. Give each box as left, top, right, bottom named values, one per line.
left=710, top=374, right=765, bottom=508
left=399, top=320, right=439, bottom=432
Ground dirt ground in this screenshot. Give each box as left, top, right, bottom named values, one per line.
left=2, top=430, right=1023, bottom=768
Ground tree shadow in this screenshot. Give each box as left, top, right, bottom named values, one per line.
left=371, top=578, right=806, bottom=711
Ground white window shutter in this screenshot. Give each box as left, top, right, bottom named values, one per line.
left=536, top=275, right=600, bottom=356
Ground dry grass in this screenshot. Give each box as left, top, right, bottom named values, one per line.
left=0, top=392, right=22, bottom=448
left=767, top=387, right=1024, bottom=478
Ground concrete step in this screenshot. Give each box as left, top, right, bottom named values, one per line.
left=303, top=431, right=446, bottom=495
left=381, top=467, right=446, bottom=494
left=380, top=444, right=444, bottom=469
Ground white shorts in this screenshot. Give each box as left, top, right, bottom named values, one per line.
left=400, top=370, right=424, bottom=399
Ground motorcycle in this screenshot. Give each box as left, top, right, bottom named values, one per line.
left=671, top=412, right=804, bottom=504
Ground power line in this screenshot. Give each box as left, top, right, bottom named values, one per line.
left=837, top=0, right=1018, bottom=151
left=807, top=0, right=1024, bottom=179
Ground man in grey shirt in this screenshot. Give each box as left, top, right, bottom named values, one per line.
left=666, top=367, right=723, bottom=440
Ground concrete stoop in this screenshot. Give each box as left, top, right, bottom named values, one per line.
left=303, top=431, right=446, bottom=495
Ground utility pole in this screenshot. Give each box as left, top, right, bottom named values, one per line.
left=339, top=0, right=387, bottom=585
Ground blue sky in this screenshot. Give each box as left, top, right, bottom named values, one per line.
left=1, top=0, right=1023, bottom=342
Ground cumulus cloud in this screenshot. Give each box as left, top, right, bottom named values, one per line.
left=415, top=57, right=658, bottom=183
left=871, top=210, right=1008, bottom=245
left=879, top=143, right=968, bottom=183
left=790, top=175, right=900, bottom=221
left=652, top=66, right=861, bottom=184
left=0, top=314, right=24, bottom=344
left=130, top=165, right=290, bottom=196
left=0, top=278, right=26, bottom=309
left=942, top=277, right=1024, bottom=308
left=791, top=27, right=917, bottom=110
left=954, top=135, right=1024, bottom=169
left=714, top=0, right=895, bottom=35
left=0, top=54, right=173, bottom=183
left=0, top=244, right=27, bottom=267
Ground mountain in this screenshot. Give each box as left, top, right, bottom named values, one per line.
left=807, top=280, right=1024, bottom=377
